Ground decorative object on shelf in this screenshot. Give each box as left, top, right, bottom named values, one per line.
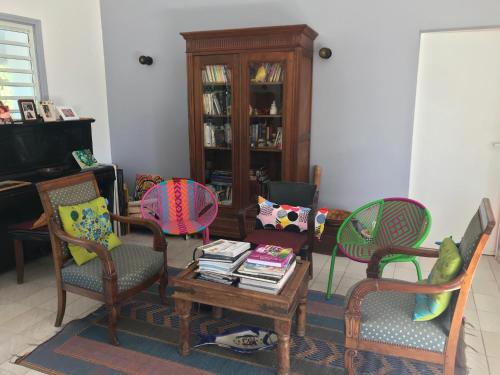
left=39, top=101, right=58, bottom=122
left=254, top=65, right=267, bottom=82
left=318, top=47, right=332, bottom=59
left=269, top=100, right=278, bottom=115
left=17, top=99, right=39, bottom=122
left=72, top=149, right=100, bottom=169
left=195, top=327, right=278, bottom=353
left=0, top=101, right=13, bottom=124
left=138, top=55, right=153, bottom=65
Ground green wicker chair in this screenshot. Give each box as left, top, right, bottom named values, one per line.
left=325, top=197, right=431, bottom=299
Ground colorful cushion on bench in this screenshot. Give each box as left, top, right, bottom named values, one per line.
left=256, top=196, right=328, bottom=239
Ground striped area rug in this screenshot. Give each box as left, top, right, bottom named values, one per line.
left=17, top=268, right=444, bottom=375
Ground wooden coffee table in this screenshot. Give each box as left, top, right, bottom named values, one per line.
left=173, top=260, right=310, bottom=375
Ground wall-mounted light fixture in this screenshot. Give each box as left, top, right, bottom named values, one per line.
left=139, top=55, right=153, bottom=65
left=318, top=47, right=332, bottom=59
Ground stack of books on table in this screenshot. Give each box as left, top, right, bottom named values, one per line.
left=234, top=245, right=296, bottom=294
left=196, top=239, right=251, bottom=285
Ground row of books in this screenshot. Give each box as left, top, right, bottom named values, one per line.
left=203, top=65, right=231, bottom=84
left=251, top=63, right=284, bottom=83
left=250, top=123, right=282, bottom=147
left=236, top=245, right=295, bottom=294
left=197, top=240, right=250, bottom=284
left=203, top=91, right=231, bottom=116
left=204, top=122, right=232, bottom=147
left=195, top=240, right=296, bottom=295
left=206, top=170, right=233, bottom=205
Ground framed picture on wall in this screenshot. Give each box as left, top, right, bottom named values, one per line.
left=17, top=99, right=39, bottom=122
left=39, top=101, right=58, bottom=122
left=57, top=106, right=79, bottom=121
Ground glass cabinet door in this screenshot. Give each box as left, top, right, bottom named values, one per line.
left=245, top=59, right=287, bottom=203
left=200, top=63, right=234, bottom=207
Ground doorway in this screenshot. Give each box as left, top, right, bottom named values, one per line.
left=409, top=28, right=500, bottom=255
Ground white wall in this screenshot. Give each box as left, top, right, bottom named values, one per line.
left=100, top=0, right=500, bottom=209
left=0, top=0, right=112, bottom=162
left=410, top=29, right=500, bottom=253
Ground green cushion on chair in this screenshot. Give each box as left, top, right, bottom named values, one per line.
left=413, top=237, right=462, bottom=321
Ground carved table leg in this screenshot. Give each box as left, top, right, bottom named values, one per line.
left=274, top=319, right=292, bottom=375
left=296, top=294, right=307, bottom=337
left=176, top=299, right=192, bottom=356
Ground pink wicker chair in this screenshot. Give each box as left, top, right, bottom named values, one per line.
left=140, top=178, right=218, bottom=244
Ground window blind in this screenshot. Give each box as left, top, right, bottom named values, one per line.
left=0, top=20, right=40, bottom=120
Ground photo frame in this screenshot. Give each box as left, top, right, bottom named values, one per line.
left=17, top=99, right=39, bottom=122
left=57, top=106, right=79, bottom=121
left=39, top=101, right=58, bottom=122
left=0, top=101, right=13, bottom=124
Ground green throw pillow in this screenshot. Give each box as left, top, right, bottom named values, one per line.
left=58, top=197, right=121, bottom=265
left=413, top=237, right=462, bottom=321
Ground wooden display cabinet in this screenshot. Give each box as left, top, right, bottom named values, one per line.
left=182, top=25, right=317, bottom=238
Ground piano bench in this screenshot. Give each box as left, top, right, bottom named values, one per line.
left=8, top=221, right=50, bottom=284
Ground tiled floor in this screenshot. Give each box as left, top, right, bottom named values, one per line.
left=1, top=232, right=500, bottom=374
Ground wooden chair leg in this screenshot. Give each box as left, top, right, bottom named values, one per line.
left=13, top=239, right=24, bottom=284
left=108, top=304, right=120, bottom=345
left=55, top=288, right=66, bottom=327
left=345, top=348, right=357, bottom=375
left=159, top=268, right=168, bottom=305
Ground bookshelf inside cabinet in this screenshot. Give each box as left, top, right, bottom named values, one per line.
left=182, top=25, right=317, bottom=238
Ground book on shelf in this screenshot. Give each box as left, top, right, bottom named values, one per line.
left=251, top=63, right=284, bottom=83
left=197, top=239, right=250, bottom=261
left=204, top=122, right=231, bottom=148
left=203, top=91, right=231, bottom=116
left=203, top=65, right=231, bottom=84
left=250, top=122, right=282, bottom=148
left=246, top=244, right=293, bottom=268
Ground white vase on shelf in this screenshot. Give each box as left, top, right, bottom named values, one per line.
left=269, top=101, right=278, bottom=115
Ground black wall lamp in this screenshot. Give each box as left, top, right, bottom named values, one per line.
left=318, top=47, right=332, bottom=59
left=139, top=55, right=153, bottom=65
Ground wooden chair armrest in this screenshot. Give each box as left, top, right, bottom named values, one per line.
left=237, top=204, right=256, bottom=240
left=345, top=275, right=463, bottom=315
left=367, top=245, right=439, bottom=278
left=49, top=218, right=116, bottom=277
left=110, top=214, right=167, bottom=252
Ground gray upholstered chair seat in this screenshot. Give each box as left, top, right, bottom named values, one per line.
left=61, top=244, right=163, bottom=293
left=360, top=291, right=448, bottom=353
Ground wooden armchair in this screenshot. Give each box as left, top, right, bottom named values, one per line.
left=37, top=172, right=168, bottom=345
left=238, top=181, right=318, bottom=277
left=344, top=198, right=495, bottom=374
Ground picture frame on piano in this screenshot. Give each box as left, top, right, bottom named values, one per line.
left=39, top=101, right=58, bottom=122
left=18, top=99, right=39, bottom=122
left=57, top=106, right=79, bottom=121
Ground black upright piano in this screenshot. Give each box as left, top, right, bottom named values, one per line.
left=0, top=119, right=115, bottom=273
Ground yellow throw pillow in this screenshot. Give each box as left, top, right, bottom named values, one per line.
left=58, top=197, right=121, bottom=265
